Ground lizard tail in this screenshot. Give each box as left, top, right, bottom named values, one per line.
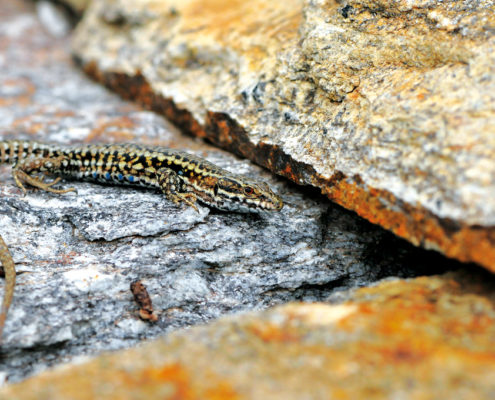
left=0, top=234, right=15, bottom=344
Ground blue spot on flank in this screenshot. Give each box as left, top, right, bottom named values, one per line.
left=128, top=175, right=134, bottom=182
left=178, top=170, right=184, bottom=176
left=92, top=172, right=98, bottom=179
left=118, top=173, right=124, bottom=181
left=105, top=172, right=111, bottom=180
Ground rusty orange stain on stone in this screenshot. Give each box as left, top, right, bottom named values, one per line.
left=85, top=117, right=137, bottom=143
left=1, top=77, right=36, bottom=105
left=372, top=303, right=436, bottom=337
left=281, top=164, right=294, bottom=179
left=416, top=91, right=426, bottom=101
left=130, top=363, right=239, bottom=400
left=346, top=89, right=361, bottom=101
left=248, top=321, right=300, bottom=343
left=53, top=110, right=76, bottom=118
left=58, top=251, right=78, bottom=265
left=203, top=382, right=240, bottom=400
left=139, top=364, right=192, bottom=395
left=331, top=277, right=495, bottom=371
left=215, top=119, right=234, bottom=145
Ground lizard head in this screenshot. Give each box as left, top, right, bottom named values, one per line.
left=210, top=176, right=283, bottom=213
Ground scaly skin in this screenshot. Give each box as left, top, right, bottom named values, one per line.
left=0, top=140, right=283, bottom=342
left=0, top=234, right=15, bottom=344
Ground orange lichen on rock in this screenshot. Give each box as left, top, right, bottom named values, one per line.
left=247, top=321, right=300, bottom=344
left=2, top=270, right=494, bottom=399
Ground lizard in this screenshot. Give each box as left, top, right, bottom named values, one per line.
left=0, top=234, right=15, bottom=343
left=0, top=139, right=284, bottom=342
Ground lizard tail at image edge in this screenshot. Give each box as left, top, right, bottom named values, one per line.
left=0, top=234, right=15, bottom=344
left=0, top=140, right=283, bottom=342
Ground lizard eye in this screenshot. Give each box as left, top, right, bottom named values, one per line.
left=243, top=186, right=255, bottom=196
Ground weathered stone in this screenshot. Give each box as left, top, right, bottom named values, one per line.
left=1, top=269, right=494, bottom=399
left=0, top=0, right=457, bottom=383
left=52, top=0, right=89, bottom=15
left=71, top=0, right=495, bottom=272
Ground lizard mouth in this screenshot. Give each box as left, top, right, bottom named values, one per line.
left=269, top=197, right=284, bottom=211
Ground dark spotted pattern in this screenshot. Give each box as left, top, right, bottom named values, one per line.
left=0, top=140, right=283, bottom=212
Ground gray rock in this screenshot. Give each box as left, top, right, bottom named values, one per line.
left=0, top=0, right=458, bottom=384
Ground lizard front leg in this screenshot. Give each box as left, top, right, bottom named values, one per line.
left=156, top=167, right=199, bottom=212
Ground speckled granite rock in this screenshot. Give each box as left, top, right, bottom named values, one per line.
left=0, top=1, right=457, bottom=384
left=1, top=269, right=494, bottom=400
left=71, top=0, right=495, bottom=272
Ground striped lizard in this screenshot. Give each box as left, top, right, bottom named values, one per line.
left=0, top=140, right=283, bottom=342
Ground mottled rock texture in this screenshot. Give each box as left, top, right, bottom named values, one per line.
left=59, top=0, right=89, bottom=14
left=71, top=0, right=495, bottom=272
left=2, top=269, right=494, bottom=400
left=0, top=0, right=457, bottom=383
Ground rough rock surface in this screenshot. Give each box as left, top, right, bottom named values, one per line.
left=0, top=1, right=459, bottom=384
left=56, top=0, right=89, bottom=14
left=2, top=269, right=494, bottom=400
left=71, top=0, right=495, bottom=272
